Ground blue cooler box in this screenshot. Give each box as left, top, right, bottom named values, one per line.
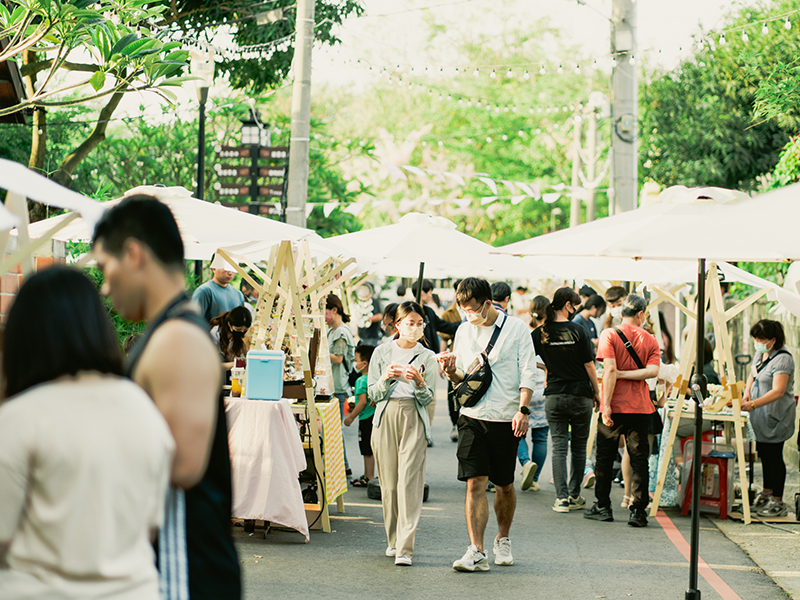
left=246, top=350, right=285, bottom=400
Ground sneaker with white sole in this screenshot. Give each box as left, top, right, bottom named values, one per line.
left=385, top=546, right=396, bottom=557
left=553, top=498, right=570, bottom=513
left=758, top=498, right=789, bottom=518
left=582, top=469, right=596, bottom=488
left=395, top=555, right=412, bottom=566
left=520, top=462, right=538, bottom=491
left=568, top=495, right=586, bottom=511
left=493, top=537, right=513, bottom=566
left=453, top=545, right=490, bottom=572
left=530, top=481, right=540, bottom=492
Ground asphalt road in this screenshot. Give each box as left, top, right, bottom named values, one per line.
left=234, top=388, right=791, bottom=600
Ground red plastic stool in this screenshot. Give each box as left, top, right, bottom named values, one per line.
left=681, top=455, right=729, bottom=520
left=680, top=431, right=715, bottom=455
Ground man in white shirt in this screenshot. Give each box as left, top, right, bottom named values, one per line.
left=438, top=278, right=536, bottom=572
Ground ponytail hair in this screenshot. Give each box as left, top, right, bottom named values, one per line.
left=529, top=295, right=549, bottom=329
left=541, top=287, right=581, bottom=344
left=326, top=293, right=350, bottom=323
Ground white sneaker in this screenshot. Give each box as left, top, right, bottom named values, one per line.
left=395, top=555, right=412, bottom=566
left=520, top=462, right=538, bottom=491
left=553, top=498, right=570, bottom=513
left=530, top=481, right=540, bottom=492
left=493, top=537, right=513, bottom=566
left=385, top=546, right=396, bottom=557
left=453, top=545, right=490, bottom=572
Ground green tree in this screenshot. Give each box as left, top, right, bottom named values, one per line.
left=639, top=0, right=800, bottom=191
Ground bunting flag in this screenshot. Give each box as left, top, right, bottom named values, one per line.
left=542, top=193, right=562, bottom=204
left=481, top=196, right=498, bottom=205
left=477, top=177, right=498, bottom=195
left=323, top=202, right=339, bottom=217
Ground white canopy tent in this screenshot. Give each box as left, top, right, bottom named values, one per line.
left=331, top=213, right=550, bottom=298
left=18, top=185, right=323, bottom=261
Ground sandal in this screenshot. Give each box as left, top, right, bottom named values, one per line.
left=621, top=495, right=632, bottom=508
left=352, top=475, right=370, bottom=487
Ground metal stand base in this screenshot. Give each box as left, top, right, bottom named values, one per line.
left=685, top=589, right=701, bottom=599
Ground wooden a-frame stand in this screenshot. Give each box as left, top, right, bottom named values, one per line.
left=648, top=264, right=768, bottom=524
left=217, top=241, right=356, bottom=533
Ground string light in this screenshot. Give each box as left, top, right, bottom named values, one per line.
left=557, top=65, right=563, bottom=74
left=785, top=17, right=792, bottom=29
left=490, top=69, right=497, bottom=79
left=762, top=22, right=769, bottom=34
left=473, top=68, right=479, bottom=77
left=506, top=68, right=513, bottom=78
left=574, top=65, right=581, bottom=74
left=523, top=70, right=530, bottom=80
left=719, top=34, right=726, bottom=45
left=539, top=65, right=546, bottom=75
left=742, top=31, right=749, bottom=42
left=629, top=55, right=635, bottom=65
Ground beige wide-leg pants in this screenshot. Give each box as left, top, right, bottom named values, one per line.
left=371, top=398, right=427, bottom=558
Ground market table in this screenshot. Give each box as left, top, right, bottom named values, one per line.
left=225, top=398, right=309, bottom=541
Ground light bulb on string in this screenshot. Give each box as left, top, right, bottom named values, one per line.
left=719, top=34, right=726, bottom=45
left=501, top=134, right=508, bottom=141
left=575, top=65, right=581, bottom=74
left=523, top=70, right=530, bottom=80
left=785, top=18, right=792, bottom=30
left=486, top=136, right=493, bottom=143
left=506, top=68, right=513, bottom=78
left=629, top=55, right=635, bottom=65
left=518, top=130, right=525, bottom=137
left=466, top=138, right=473, bottom=145
left=473, top=68, right=479, bottom=77
left=539, top=65, right=546, bottom=75
left=742, top=31, right=749, bottom=42
left=557, top=65, right=563, bottom=74
left=490, top=69, right=497, bottom=79
left=762, top=22, right=769, bottom=34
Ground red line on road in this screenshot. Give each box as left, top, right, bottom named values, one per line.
left=655, top=510, right=743, bottom=600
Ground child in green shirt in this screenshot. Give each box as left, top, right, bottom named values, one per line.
left=344, top=343, right=376, bottom=487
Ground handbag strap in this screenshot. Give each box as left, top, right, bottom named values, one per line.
left=614, top=327, right=645, bottom=369
left=755, top=348, right=790, bottom=374
left=482, top=313, right=506, bottom=358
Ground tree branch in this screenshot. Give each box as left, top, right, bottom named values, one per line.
left=52, top=88, right=127, bottom=187
left=20, top=59, right=100, bottom=77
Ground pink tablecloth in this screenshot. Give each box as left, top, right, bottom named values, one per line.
left=225, top=398, right=309, bottom=541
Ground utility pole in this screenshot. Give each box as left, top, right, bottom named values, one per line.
left=611, top=0, right=637, bottom=213
left=286, top=0, right=314, bottom=228
left=569, top=111, right=582, bottom=227
left=586, top=107, right=598, bottom=222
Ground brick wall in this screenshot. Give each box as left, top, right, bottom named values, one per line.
left=0, top=256, right=63, bottom=322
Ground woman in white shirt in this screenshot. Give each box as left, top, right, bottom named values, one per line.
left=368, top=301, right=437, bottom=567
left=0, top=267, right=174, bottom=600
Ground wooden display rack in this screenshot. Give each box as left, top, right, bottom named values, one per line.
left=649, top=264, right=768, bottom=524
left=217, top=240, right=356, bottom=533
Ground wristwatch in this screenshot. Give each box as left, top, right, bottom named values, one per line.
left=518, top=405, right=530, bottom=415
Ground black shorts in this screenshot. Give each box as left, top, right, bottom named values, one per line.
left=358, top=417, right=374, bottom=456
left=456, top=414, right=519, bottom=486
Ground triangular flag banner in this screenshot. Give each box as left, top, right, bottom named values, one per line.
left=542, top=193, right=561, bottom=204
left=385, top=163, right=408, bottom=181
left=444, top=171, right=466, bottom=186
left=428, top=199, right=445, bottom=206
left=500, top=180, right=517, bottom=195
left=323, top=202, right=339, bottom=217
left=399, top=199, right=417, bottom=212
left=424, top=168, right=447, bottom=182
left=305, top=204, right=316, bottom=218
left=477, top=177, right=498, bottom=195
left=531, top=184, right=541, bottom=200
left=343, top=202, right=365, bottom=216
left=568, top=187, right=590, bottom=201
left=481, top=196, right=498, bottom=206
left=454, top=199, right=472, bottom=209
left=515, top=182, right=539, bottom=198
left=401, top=165, right=426, bottom=177
left=511, top=195, right=526, bottom=205
left=550, top=183, right=566, bottom=191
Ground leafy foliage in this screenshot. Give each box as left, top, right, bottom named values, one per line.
left=164, top=0, right=364, bottom=93
left=638, top=0, right=800, bottom=191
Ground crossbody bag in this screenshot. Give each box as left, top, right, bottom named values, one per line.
left=451, top=316, right=506, bottom=408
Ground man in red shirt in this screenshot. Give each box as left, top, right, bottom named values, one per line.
left=584, top=294, right=660, bottom=527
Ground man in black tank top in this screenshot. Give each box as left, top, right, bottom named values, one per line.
left=93, top=196, right=241, bottom=600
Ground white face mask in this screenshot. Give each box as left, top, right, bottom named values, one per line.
left=466, top=302, right=489, bottom=326
left=398, top=323, right=424, bottom=343
left=610, top=306, right=623, bottom=319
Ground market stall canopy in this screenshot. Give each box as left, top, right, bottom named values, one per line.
left=18, top=185, right=323, bottom=260
left=498, top=186, right=755, bottom=261
left=0, top=158, right=104, bottom=225
left=332, top=212, right=549, bottom=280
left=0, top=203, right=19, bottom=232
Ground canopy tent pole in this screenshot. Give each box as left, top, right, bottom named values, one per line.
left=415, top=262, right=425, bottom=305
left=686, top=258, right=707, bottom=600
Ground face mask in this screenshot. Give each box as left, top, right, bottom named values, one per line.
left=754, top=341, right=769, bottom=354
left=610, top=306, right=623, bottom=319
left=466, top=302, right=489, bottom=326
left=355, top=360, right=368, bottom=373
left=398, top=323, right=424, bottom=343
